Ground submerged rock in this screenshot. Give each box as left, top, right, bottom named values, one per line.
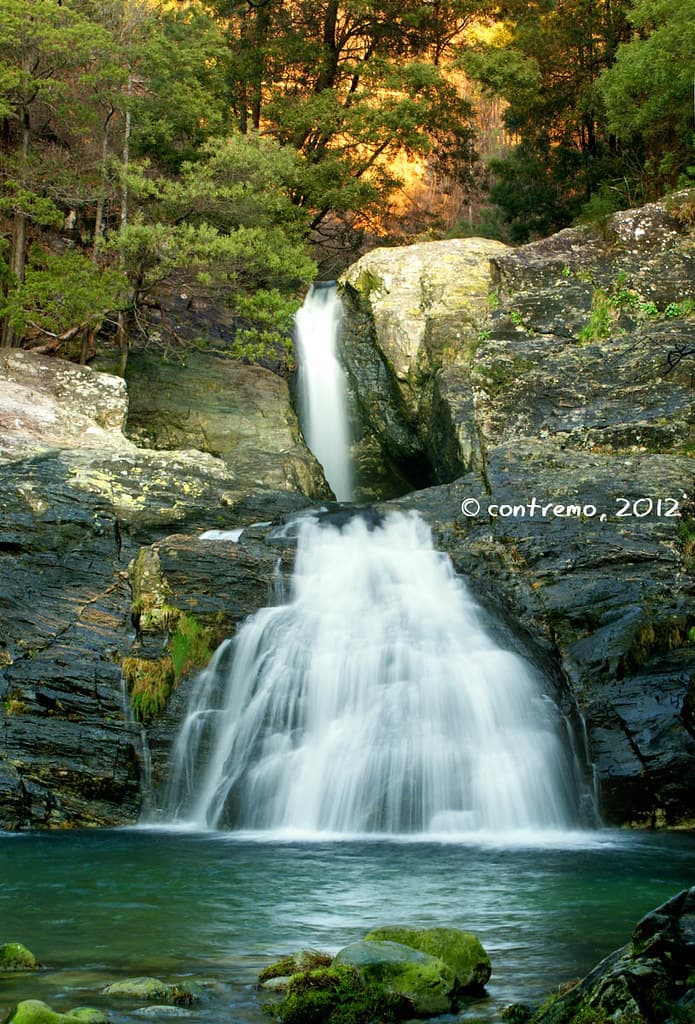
left=0, top=943, right=40, bottom=971
left=101, top=977, right=196, bottom=1005
left=333, top=939, right=457, bottom=1016
left=364, top=926, right=491, bottom=992
left=131, top=1008, right=194, bottom=1018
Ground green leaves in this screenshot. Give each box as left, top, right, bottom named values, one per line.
left=598, top=0, right=695, bottom=190
left=110, top=134, right=317, bottom=358
left=4, top=246, right=128, bottom=338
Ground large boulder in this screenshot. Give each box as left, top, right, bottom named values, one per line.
left=124, top=350, right=329, bottom=500
left=342, top=237, right=510, bottom=413
left=333, top=939, right=457, bottom=1016
left=340, top=238, right=510, bottom=498
left=364, top=926, right=491, bottom=992
left=532, top=887, right=695, bottom=1024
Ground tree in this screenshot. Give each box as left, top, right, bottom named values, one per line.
left=214, top=0, right=480, bottom=241
left=462, top=0, right=633, bottom=238
left=598, top=0, right=695, bottom=195
left=0, top=0, right=115, bottom=345
left=110, top=134, right=317, bottom=362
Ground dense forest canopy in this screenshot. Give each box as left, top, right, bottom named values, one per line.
left=0, top=0, right=692, bottom=366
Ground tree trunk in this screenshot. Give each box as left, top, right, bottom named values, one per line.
left=1, top=107, right=31, bottom=348
left=116, top=76, right=132, bottom=375
left=93, top=107, right=116, bottom=263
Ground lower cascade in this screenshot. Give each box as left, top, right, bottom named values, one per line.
left=166, top=511, right=584, bottom=835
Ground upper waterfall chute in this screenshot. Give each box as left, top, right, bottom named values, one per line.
left=166, top=510, right=584, bottom=837
left=294, top=285, right=354, bottom=502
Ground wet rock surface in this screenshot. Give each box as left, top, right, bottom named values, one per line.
left=531, top=886, right=695, bottom=1024
left=0, top=351, right=313, bottom=828
left=124, top=350, right=330, bottom=500
left=340, top=195, right=695, bottom=825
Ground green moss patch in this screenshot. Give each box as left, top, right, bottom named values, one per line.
left=364, top=926, right=491, bottom=992
left=5, top=1002, right=109, bottom=1024
left=259, top=949, right=332, bottom=985
left=269, top=965, right=410, bottom=1024
left=121, top=656, right=175, bottom=724
left=170, top=612, right=214, bottom=684
left=0, top=942, right=40, bottom=971
left=334, top=940, right=456, bottom=1016
left=102, top=976, right=196, bottom=1005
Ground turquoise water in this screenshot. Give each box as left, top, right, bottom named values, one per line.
left=1, top=827, right=694, bottom=1022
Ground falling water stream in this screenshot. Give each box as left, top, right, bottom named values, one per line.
left=295, top=284, right=354, bottom=501
left=167, top=510, right=583, bottom=835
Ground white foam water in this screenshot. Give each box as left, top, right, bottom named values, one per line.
left=166, top=511, right=582, bottom=835
left=294, top=285, right=353, bottom=501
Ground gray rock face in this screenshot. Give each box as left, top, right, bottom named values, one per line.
left=124, top=350, right=330, bottom=500
left=339, top=238, right=509, bottom=498
left=341, top=195, right=695, bottom=826
left=0, top=351, right=313, bottom=829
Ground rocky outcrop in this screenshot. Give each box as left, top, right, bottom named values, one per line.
left=0, top=350, right=313, bottom=829
left=341, top=192, right=695, bottom=826
left=124, top=350, right=330, bottom=500
left=340, top=238, right=509, bottom=498
left=1, top=194, right=693, bottom=831
left=531, top=886, right=695, bottom=1024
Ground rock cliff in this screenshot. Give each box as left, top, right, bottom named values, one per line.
left=339, top=193, right=695, bottom=826
left=0, top=350, right=318, bottom=828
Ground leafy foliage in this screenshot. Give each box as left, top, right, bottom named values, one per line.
left=0, top=0, right=692, bottom=357
left=3, top=246, right=127, bottom=340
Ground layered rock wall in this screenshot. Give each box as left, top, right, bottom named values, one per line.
left=342, top=195, right=695, bottom=825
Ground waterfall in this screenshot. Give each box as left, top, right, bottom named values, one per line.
left=295, top=284, right=354, bottom=502
left=166, top=511, right=583, bottom=836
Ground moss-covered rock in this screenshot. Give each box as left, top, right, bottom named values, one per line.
left=531, top=887, right=695, bottom=1024
left=258, top=949, right=332, bottom=986
left=125, top=546, right=220, bottom=723
left=66, top=1012, right=110, bottom=1024
left=0, top=943, right=40, bottom=971
left=5, top=1002, right=109, bottom=1024
left=270, top=964, right=411, bottom=1024
left=102, top=977, right=195, bottom=1005
left=333, top=939, right=457, bottom=1016
left=364, top=926, right=491, bottom=992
